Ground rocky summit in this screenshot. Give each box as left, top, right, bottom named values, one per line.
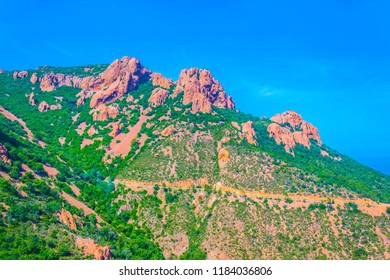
left=0, top=56, right=389, bottom=260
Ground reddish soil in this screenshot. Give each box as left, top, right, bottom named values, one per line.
left=71, top=113, right=80, bottom=123
left=80, top=137, right=102, bottom=149
left=106, top=115, right=151, bottom=158
left=43, top=164, right=59, bottom=177
left=61, top=192, right=103, bottom=223
left=76, top=122, right=87, bottom=136
left=0, top=106, right=38, bottom=144
left=69, top=183, right=81, bottom=196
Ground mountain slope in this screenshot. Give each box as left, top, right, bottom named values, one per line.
left=0, top=56, right=389, bottom=260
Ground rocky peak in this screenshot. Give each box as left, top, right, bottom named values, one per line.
left=173, top=68, right=235, bottom=113
left=271, top=110, right=303, bottom=126
left=150, top=72, right=172, bottom=89
left=268, top=110, right=322, bottom=154
left=89, top=56, right=151, bottom=108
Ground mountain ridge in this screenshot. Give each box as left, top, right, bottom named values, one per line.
left=0, top=55, right=389, bottom=260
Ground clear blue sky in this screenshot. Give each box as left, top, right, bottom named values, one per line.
left=1, top=0, right=389, bottom=174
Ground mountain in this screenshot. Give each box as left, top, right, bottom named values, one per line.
left=0, top=56, right=389, bottom=260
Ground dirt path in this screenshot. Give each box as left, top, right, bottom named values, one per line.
left=115, top=179, right=390, bottom=216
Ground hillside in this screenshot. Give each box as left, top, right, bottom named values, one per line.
left=0, top=56, right=389, bottom=260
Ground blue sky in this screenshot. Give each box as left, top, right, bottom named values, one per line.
left=1, top=0, right=389, bottom=174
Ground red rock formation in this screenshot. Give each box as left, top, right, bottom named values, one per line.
left=87, top=125, right=98, bottom=137
left=75, top=237, right=111, bottom=260
left=29, top=92, right=35, bottom=106
left=241, top=121, right=257, bottom=145
left=92, top=105, right=119, bottom=121
left=149, top=88, right=169, bottom=107
left=174, top=68, right=235, bottom=113
left=321, top=150, right=330, bottom=157
left=292, top=131, right=310, bottom=148
left=76, top=90, right=87, bottom=106
left=301, top=122, right=322, bottom=145
left=58, top=209, right=77, bottom=230
left=271, top=110, right=303, bottom=127
left=161, top=125, right=174, bottom=136
left=150, top=72, right=172, bottom=89
left=30, top=73, right=38, bottom=84
left=38, top=101, right=62, bottom=112
left=39, top=72, right=96, bottom=91
left=89, top=56, right=151, bottom=108
left=50, top=104, right=62, bottom=110
left=267, top=123, right=296, bottom=154
left=38, top=101, right=50, bottom=112
left=231, top=121, right=241, bottom=130
left=218, top=148, right=229, bottom=168
left=270, top=110, right=322, bottom=146
left=0, top=143, right=11, bottom=165
left=0, top=69, right=4, bottom=74
left=109, top=123, right=121, bottom=137
left=13, top=71, right=28, bottom=79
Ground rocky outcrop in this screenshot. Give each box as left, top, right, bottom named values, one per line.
left=218, top=148, right=229, bottom=168
left=0, top=69, right=4, bottom=74
left=89, top=56, right=151, bottom=108
left=270, top=110, right=322, bottom=145
left=321, top=150, right=330, bottom=157
left=40, top=72, right=98, bottom=92
left=0, top=143, right=11, bottom=165
left=92, top=105, right=119, bottom=121
left=29, top=92, right=35, bottom=106
left=268, top=110, right=322, bottom=154
left=161, top=125, right=174, bottom=136
left=76, top=90, right=87, bottom=106
left=75, top=237, right=111, bottom=260
left=38, top=101, right=50, bottom=112
left=241, top=121, right=257, bottom=145
left=30, top=73, right=38, bottom=84
left=150, top=72, right=172, bottom=89
left=231, top=121, right=241, bottom=130
left=38, top=57, right=151, bottom=108
left=58, top=209, right=77, bottom=230
left=174, top=68, right=235, bottom=113
left=149, top=88, right=169, bottom=107
left=267, top=123, right=296, bottom=153
left=109, top=123, right=121, bottom=137
left=38, top=101, right=62, bottom=112
left=13, top=71, right=28, bottom=79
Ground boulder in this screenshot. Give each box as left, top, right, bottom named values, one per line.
left=148, top=88, right=169, bottom=107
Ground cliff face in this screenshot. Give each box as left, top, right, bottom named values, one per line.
left=268, top=110, right=322, bottom=154
left=75, top=237, right=111, bottom=260
left=174, top=68, right=235, bottom=113
left=38, top=56, right=151, bottom=108
left=33, top=57, right=237, bottom=116
left=89, top=56, right=151, bottom=108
